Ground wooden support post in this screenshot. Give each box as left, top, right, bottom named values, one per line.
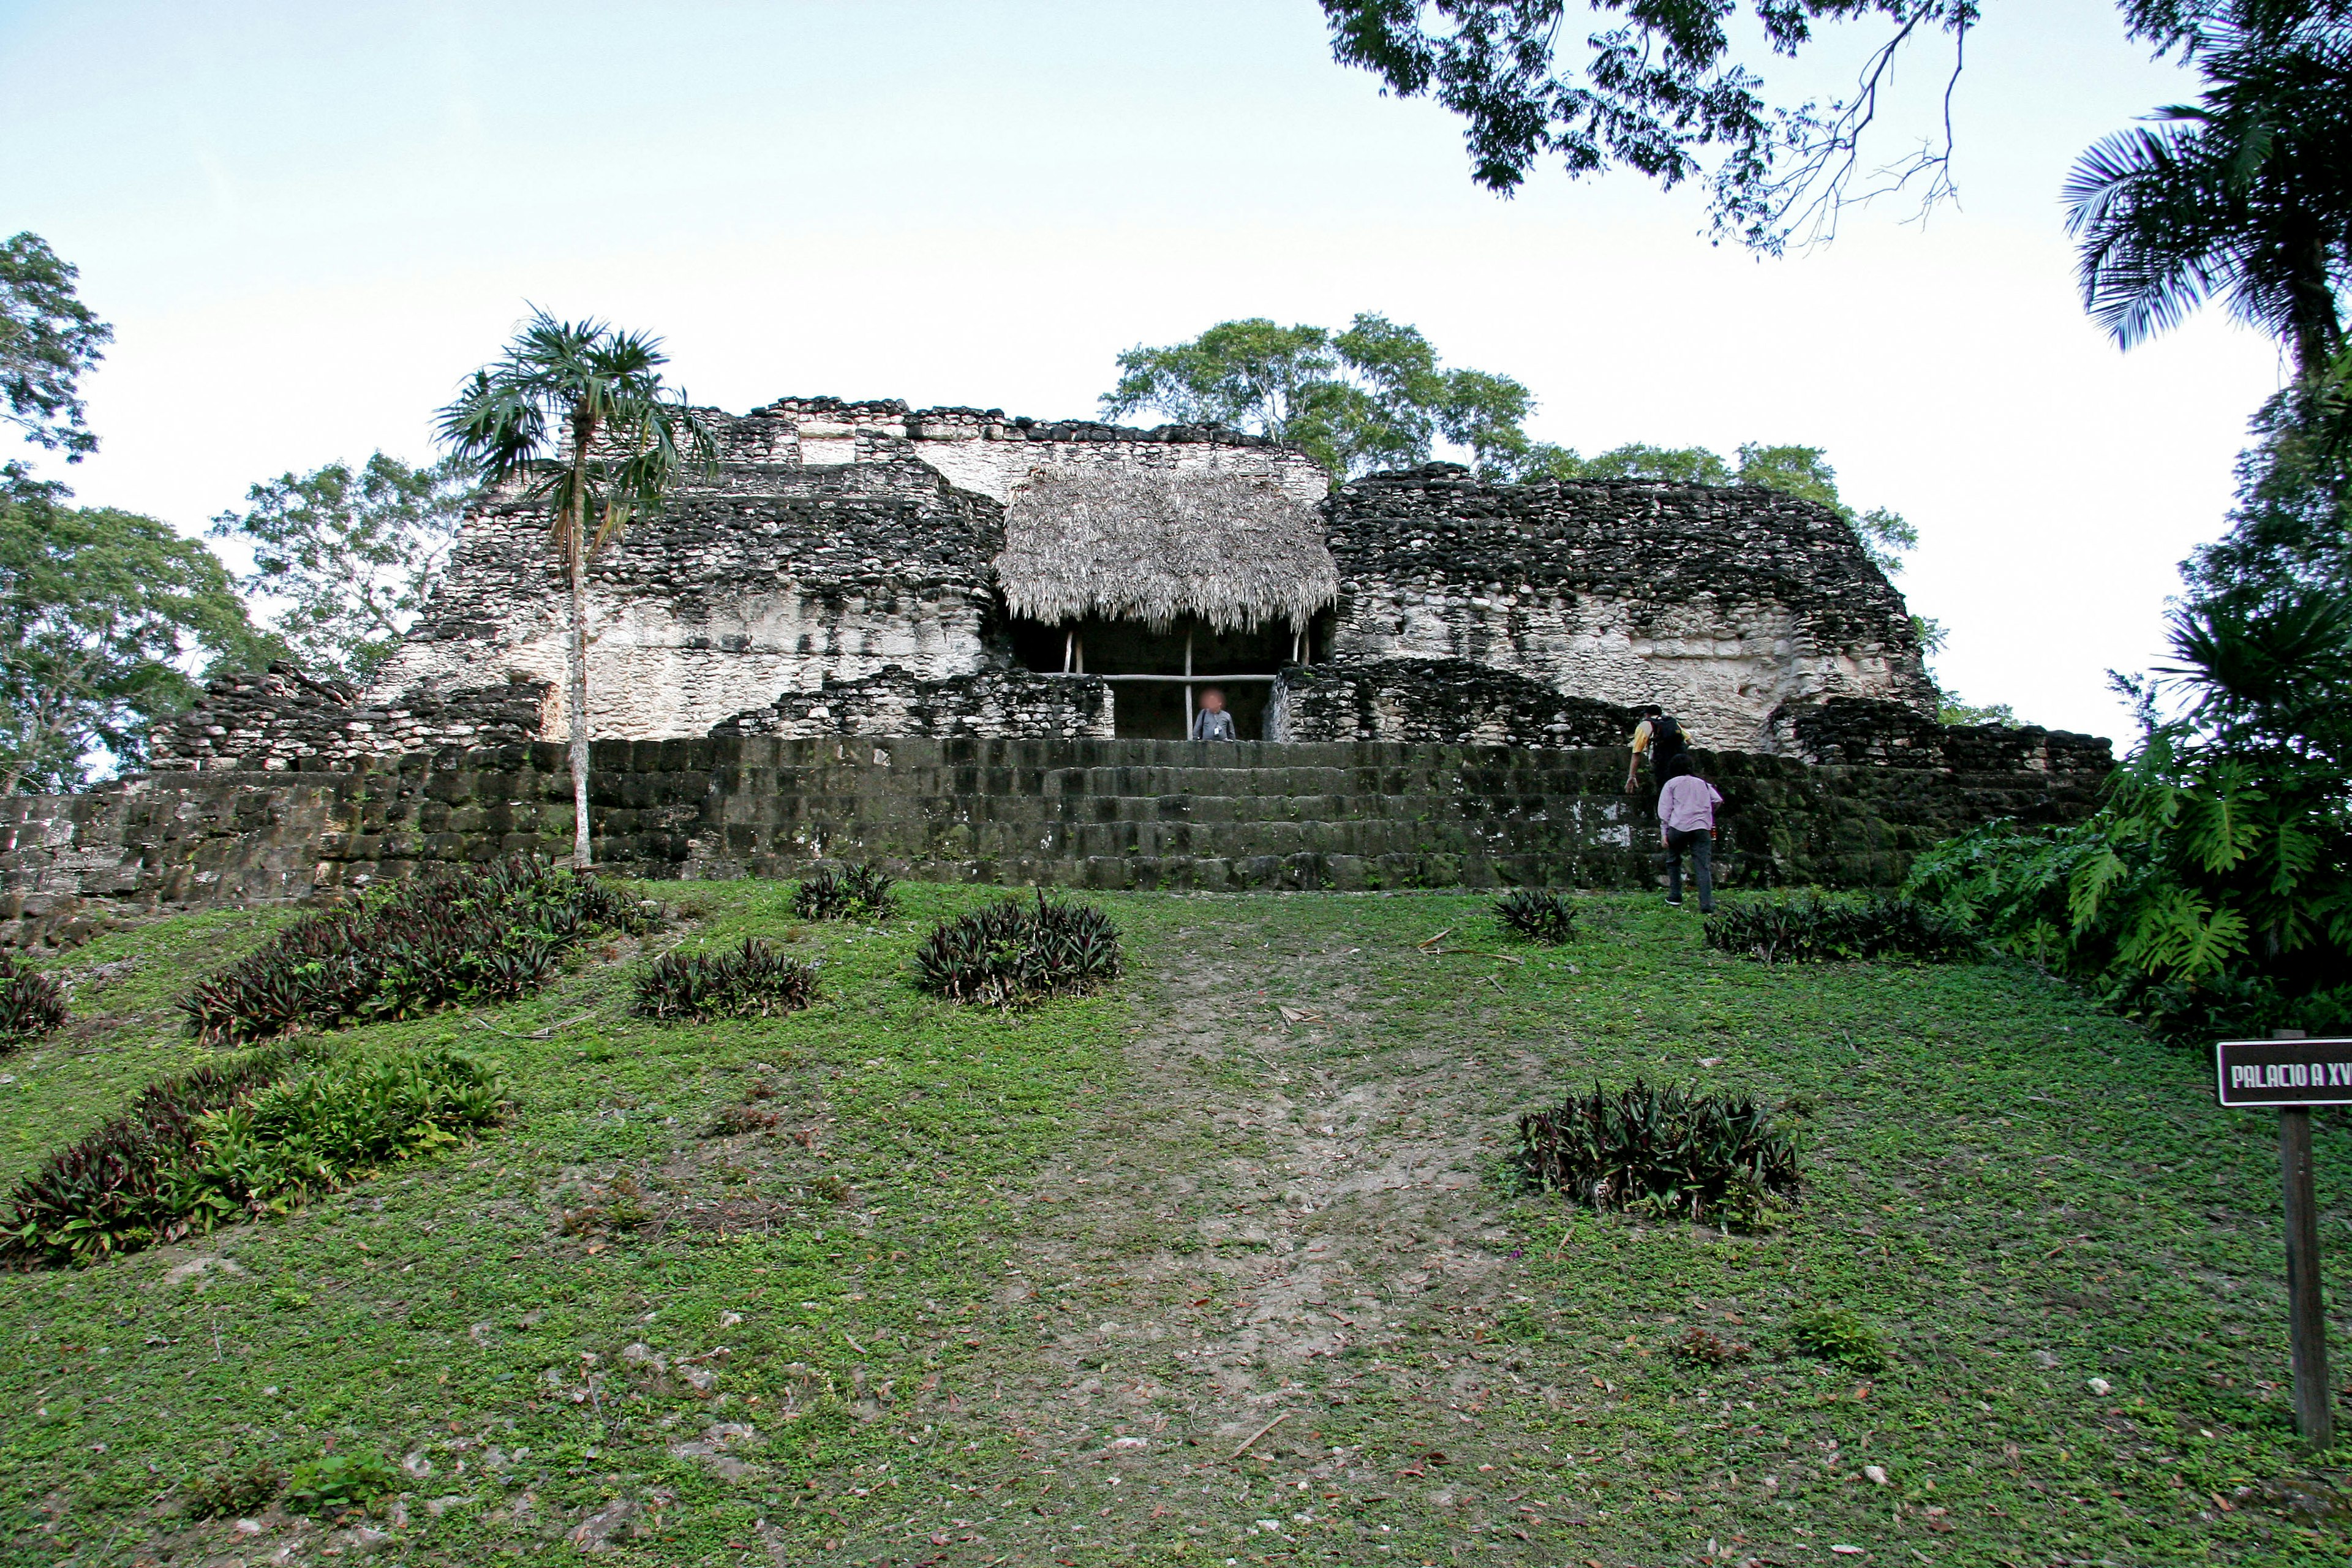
left=2277, top=1028, right=2332, bottom=1450
left=1183, top=630, right=1194, bottom=741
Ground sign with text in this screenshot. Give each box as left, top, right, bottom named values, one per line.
left=2216, top=1038, right=2352, bottom=1108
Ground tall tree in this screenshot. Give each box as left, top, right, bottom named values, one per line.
left=1101, top=314, right=1536, bottom=479
left=1, top=233, right=112, bottom=462
left=0, top=480, right=265, bottom=794
left=436, top=311, right=718, bottom=869
left=1319, top=2, right=2344, bottom=252
left=2064, top=11, right=2352, bottom=375
left=208, top=453, right=473, bottom=687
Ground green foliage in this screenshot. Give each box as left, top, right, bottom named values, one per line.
left=912, top=892, right=1122, bottom=1007
left=1782, top=1306, right=1892, bottom=1374
left=436, top=309, right=722, bottom=867
left=182, top=858, right=651, bottom=1044
left=0, top=479, right=269, bottom=794
left=1, top=1045, right=297, bottom=1263
left=1907, top=587, right=2352, bottom=1041
left=3, top=1044, right=504, bottom=1267
left=2065, top=13, right=2352, bottom=374
left=1703, top=893, right=1977, bottom=966
left=282, top=1450, right=401, bottom=1519
left=1510, top=1079, right=1801, bottom=1231
left=183, top=1457, right=283, bottom=1520
left=206, top=453, right=473, bottom=687
left=0, top=951, right=67, bottom=1046
left=1, top=231, right=112, bottom=461
left=791, top=861, right=897, bottom=922
left=168, top=1048, right=508, bottom=1223
left=1099, top=313, right=1536, bottom=480
left=635, top=937, right=820, bottom=1022
left=1493, top=887, right=1578, bottom=943
left=2185, top=345, right=2352, bottom=606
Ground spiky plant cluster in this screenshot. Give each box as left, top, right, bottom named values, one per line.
left=0, top=952, right=68, bottom=1047
left=2, top=1046, right=507, bottom=1267
left=1512, top=1079, right=1801, bottom=1231
left=912, top=892, right=1121, bottom=1007
left=634, top=938, right=819, bottom=1022
left=182, top=858, right=653, bottom=1044
left=1494, top=888, right=1578, bottom=943
left=791, top=861, right=897, bottom=922
left=2, top=1046, right=295, bottom=1263
left=1703, top=893, right=1973, bottom=966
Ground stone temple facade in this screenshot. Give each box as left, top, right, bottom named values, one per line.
left=151, top=395, right=1959, bottom=771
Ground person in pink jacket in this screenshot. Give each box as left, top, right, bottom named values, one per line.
left=1655, top=755, right=1724, bottom=912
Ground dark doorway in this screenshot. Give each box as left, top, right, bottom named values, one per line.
left=1008, top=613, right=1295, bottom=740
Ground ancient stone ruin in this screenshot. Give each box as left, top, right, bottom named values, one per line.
left=4, top=395, right=2112, bottom=942
left=147, top=396, right=1963, bottom=767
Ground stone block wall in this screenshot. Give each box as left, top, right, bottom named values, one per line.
left=712, top=666, right=1115, bottom=741
left=1321, top=465, right=1936, bottom=749
left=148, top=666, right=552, bottom=773
left=1267, top=659, right=1637, bottom=748
left=2, top=736, right=2107, bottom=946
left=1768, top=696, right=2113, bottom=774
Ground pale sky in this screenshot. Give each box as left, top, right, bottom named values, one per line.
left=1, top=1, right=2288, bottom=741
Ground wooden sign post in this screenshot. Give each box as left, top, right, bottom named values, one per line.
left=2215, top=1029, right=2352, bottom=1450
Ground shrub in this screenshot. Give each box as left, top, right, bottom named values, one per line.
left=2, top=1046, right=296, bottom=1264
left=635, top=938, right=820, bottom=1022
left=913, top=892, right=1121, bottom=1007
left=1510, top=1079, right=1801, bottom=1231
left=184, top=1457, right=283, bottom=1520
left=183, top=857, right=652, bottom=1044
left=282, top=1451, right=401, bottom=1519
left=167, top=1049, right=510, bottom=1224
left=0, top=952, right=68, bottom=1046
left=1494, top=888, right=1578, bottom=943
left=791, top=861, right=897, bottom=922
left=2, top=1046, right=504, bottom=1266
left=1783, top=1306, right=1891, bottom=1373
left=1702, top=892, right=1974, bottom=965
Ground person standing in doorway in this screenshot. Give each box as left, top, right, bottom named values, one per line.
left=1623, top=704, right=1689, bottom=793
left=1193, top=687, right=1237, bottom=741
left=1656, top=755, right=1724, bottom=912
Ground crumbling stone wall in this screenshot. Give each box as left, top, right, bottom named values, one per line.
left=1321, top=464, right=1936, bottom=751
left=148, top=666, right=551, bottom=772
left=1268, top=658, right=1637, bottom=749
left=712, top=666, right=1114, bottom=741
left=1768, top=696, right=2113, bottom=774
left=4, top=736, right=2109, bottom=948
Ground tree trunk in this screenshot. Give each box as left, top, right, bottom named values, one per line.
left=566, top=516, right=592, bottom=870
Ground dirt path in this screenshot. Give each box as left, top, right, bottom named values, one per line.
left=834, top=906, right=1609, bottom=1566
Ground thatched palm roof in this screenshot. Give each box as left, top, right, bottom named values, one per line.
left=995, top=464, right=1339, bottom=631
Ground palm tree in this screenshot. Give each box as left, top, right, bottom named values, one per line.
left=437, top=311, right=718, bottom=868
left=2063, top=15, right=2352, bottom=377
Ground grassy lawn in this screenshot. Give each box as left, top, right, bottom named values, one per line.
left=2, top=882, right=2348, bottom=1566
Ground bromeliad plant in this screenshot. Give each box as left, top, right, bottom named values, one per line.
left=913, top=892, right=1121, bottom=1007
left=635, top=937, right=819, bottom=1022
left=1494, top=887, right=1578, bottom=943
left=791, top=861, right=897, bottom=922
left=1511, top=1080, right=1801, bottom=1231
left=1702, top=892, right=1973, bottom=966
left=0, top=951, right=68, bottom=1046
left=182, top=856, right=652, bottom=1044
left=2, top=1046, right=508, bottom=1266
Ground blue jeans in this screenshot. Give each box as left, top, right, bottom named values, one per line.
left=1664, top=827, right=1713, bottom=911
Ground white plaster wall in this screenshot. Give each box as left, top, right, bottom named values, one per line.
left=1334, top=586, right=1915, bottom=750
left=370, top=584, right=989, bottom=741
